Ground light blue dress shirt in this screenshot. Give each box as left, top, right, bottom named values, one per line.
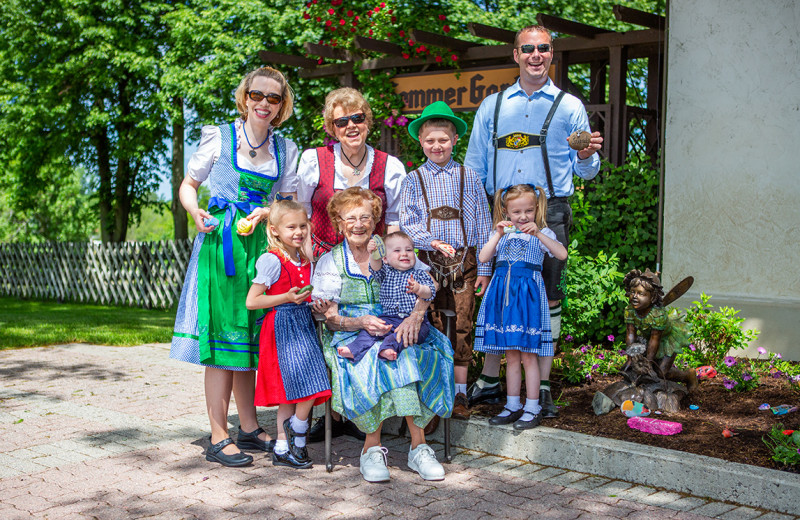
left=464, top=79, right=600, bottom=196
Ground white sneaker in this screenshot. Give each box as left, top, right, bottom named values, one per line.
left=408, top=444, right=445, bottom=481
left=359, top=446, right=390, bottom=482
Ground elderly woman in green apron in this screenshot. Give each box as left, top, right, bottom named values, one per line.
left=311, top=187, right=454, bottom=483
left=170, top=66, right=299, bottom=467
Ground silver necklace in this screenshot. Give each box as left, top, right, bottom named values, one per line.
left=342, top=146, right=368, bottom=176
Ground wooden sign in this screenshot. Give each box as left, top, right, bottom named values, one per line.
left=392, top=65, right=523, bottom=113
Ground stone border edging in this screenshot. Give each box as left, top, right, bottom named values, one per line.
left=385, top=416, right=800, bottom=515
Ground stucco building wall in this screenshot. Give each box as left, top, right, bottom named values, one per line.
left=663, top=0, right=800, bottom=359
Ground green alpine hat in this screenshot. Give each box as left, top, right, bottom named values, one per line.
left=407, top=101, right=468, bottom=141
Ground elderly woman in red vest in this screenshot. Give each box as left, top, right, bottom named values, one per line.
left=295, top=87, right=406, bottom=258
left=293, top=87, right=407, bottom=441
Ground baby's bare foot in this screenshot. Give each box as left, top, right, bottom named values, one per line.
left=337, top=346, right=354, bottom=359
left=379, top=349, right=397, bottom=361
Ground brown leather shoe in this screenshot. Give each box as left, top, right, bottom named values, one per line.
left=423, top=415, right=440, bottom=435
left=452, top=393, right=470, bottom=420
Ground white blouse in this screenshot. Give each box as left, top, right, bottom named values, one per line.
left=292, top=143, right=406, bottom=226
left=187, top=119, right=299, bottom=195
left=311, top=240, right=430, bottom=302
left=252, top=252, right=312, bottom=289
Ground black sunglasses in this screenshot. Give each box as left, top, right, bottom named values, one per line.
left=519, top=43, right=552, bottom=54
left=247, top=90, right=283, bottom=105
left=333, top=112, right=367, bottom=128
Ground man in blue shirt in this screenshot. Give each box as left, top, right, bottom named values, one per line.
left=464, top=24, right=603, bottom=418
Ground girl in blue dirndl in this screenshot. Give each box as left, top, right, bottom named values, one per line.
left=474, top=184, right=568, bottom=430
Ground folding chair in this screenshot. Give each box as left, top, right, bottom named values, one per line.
left=313, top=308, right=455, bottom=472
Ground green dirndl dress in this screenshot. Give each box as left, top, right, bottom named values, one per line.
left=317, top=241, right=455, bottom=434
left=171, top=122, right=290, bottom=369
left=624, top=305, right=691, bottom=358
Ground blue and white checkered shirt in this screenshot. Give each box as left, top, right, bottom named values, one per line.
left=370, top=263, right=436, bottom=316
left=400, top=159, right=493, bottom=276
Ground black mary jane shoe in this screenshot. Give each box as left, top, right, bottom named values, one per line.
left=272, top=449, right=312, bottom=469
left=283, top=418, right=311, bottom=463
left=513, top=412, right=542, bottom=430
left=467, top=382, right=504, bottom=406
left=488, top=407, right=525, bottom=425
left=539, top=388, right=560, bottom=418
left=206, top=437, right=254, bottom=467
left=236, top=426, right=276, bottom=453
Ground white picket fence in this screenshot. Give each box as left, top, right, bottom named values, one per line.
left=0, top=240, right=193, bottom=309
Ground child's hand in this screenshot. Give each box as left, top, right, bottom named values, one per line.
left=367, top=238, right=377, bottom=254
left=497, top=220, right=513, bottom=234
left=431, top=240, right=455, bottom=258
left=519, top=222, right=540, bottom=236
left=285, top=286, right=308, bottom=305
left=406, top=274, right=420, bottom=295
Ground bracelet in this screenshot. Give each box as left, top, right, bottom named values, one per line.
left=339, top=316, right=345, bottom=330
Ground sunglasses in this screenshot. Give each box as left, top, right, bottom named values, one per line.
left=333, top=112, right=367, bottom=128
left=518, top=43, right=552, bottom=54
left=247, top=90, right=283, bottom=105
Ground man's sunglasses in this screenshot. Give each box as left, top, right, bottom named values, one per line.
left=247, top=90, right=283, bottom=105
left=333, top=113, right=367, bottom=128
left=518, top=43, right=552, bottom=54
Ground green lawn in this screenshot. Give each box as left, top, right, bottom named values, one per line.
left=0, top=297, right=176, bottom=349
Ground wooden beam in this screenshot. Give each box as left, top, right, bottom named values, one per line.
left=553, top=29, right=663, bottom=52
left=353, top=36, right=404, bottom=56
left=613, top=5, right=665, bottom=30
left=409, top=29, right=479, bottom=52
left=467, top=22, right=516, bottom=44
left=536, top=13, right=613, bottom=39
left=298, top=62, right=354, bottom=79
left=257, top=50, right=317, bottom=69
left=360, top=54, right=438, bottom=71
left=608, top=45, right=628, bottom=166
left=303, top=42, right=353, bottom=61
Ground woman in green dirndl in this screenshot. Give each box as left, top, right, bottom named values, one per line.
left=170, top=66, right=299, bottom=467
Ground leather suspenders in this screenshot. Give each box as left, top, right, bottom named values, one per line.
left=492, top=89, right=566, bottom=198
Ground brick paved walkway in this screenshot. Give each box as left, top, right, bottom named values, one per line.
left=1, top=344, right=796, bottom=520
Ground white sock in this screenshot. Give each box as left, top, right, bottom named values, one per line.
left=520, top=398, right=542, bottom=421
left=498, top=395, right=522, bottom=416
left=290, top=415, right=308, bottom=448
left=476, top=378, right=499, bottom=389
left=275, top=439, right=289, bottom=454
left=455, top=384, right=467, bottom=395
left=550, top=305, right=561, bottom=340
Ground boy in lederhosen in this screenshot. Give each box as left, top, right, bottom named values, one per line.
left=400, top=101, right=493, bottom=424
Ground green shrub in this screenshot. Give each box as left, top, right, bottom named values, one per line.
left=763, top=424, right=800, bottom=467
left=561, top=241, right=627, bottom=345
left=557, top=342, right=626, bottom=384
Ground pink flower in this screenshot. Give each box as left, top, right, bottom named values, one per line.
left=607, top=335, right=615, bottom=342
left=565, top=335, right=573, bottom=342
left=597, top=353, right=605, bottom=360
left=395, top=115, right=408, bottom=126
left=328, top=8, right=334, bottom=14
left=722, top=378, right=738, bottom=390
left=723, top=356, right=737, bottom=367
left=580, top=345, right=588, bottom=354
left=689, top=343, right=696, bottom=351
left=742, top=373, right=753, bottom=381
left=383, top=116, right=394, bottom=127
left=758, top=347, right=767, bottom=355
left=406, top=161, right=414, bottom=167
left=776, top=353, right=782, bottom=359
left=591, top=364, right=599, bottom=370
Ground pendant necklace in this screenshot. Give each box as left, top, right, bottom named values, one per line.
left=243, top=122, right=270, bottom=158
left=342, top=146, right=368, bottom=176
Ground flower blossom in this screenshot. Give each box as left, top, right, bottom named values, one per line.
left=723, top=356, right=737, bottom=367
left=565, top=334, right=573, bottom=342
left=591, top=364, right=599, bottom=370
left=689, top=343, right=696, bottom=351
left=722, top=378, right=738, bottom=390
left=607, top=335, right=615, bottom=342
left=395, top=115, right=408, bottom=126
left=742, top=373, right=753, bottom=381
left=579, top=360, right=585, bottom=365
left=597, top=353, right=605, bottom=360
left=383, top=117, right=394, bottom=127
left=580, top=345, right=588, bottom=354
left=443, top=25, right=451, bottom=33
left=782, top=430, right=795, bottom=435
left=758, top=347, right=767, bottom=355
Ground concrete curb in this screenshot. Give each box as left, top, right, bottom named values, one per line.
left=385, top=416, right=800, bottom=515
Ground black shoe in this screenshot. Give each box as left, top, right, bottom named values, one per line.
left=272, top=449, right=312, bottom=469
left=236, top=427, right=276, bottom=453
left=283, top=418, right=310, bottom=463
left=205, top=437, right=253, bottom=467
left=488, top=407, right=525, bottom=425
left=539, top=388, right=559, bottom=418
left=513, top=412, right=542, bottom=430
left=467, top=382, right=503, bottom=406
left=307, top=416, right=367, bottom=443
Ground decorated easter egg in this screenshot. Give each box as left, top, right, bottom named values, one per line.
left=696, top=365, right=717, bottom=379
left=371, top=235, right=386, bottom=260
left=203, top=217, right=220, bottom=228
left=504, top=225, right=521, bottom=234
left=621, top=399, right=650, bottom=418
left=237, top=218, right=252, bottom=234
left=568, top=130, right=592, bottom=150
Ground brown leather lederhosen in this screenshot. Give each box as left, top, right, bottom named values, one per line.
left=414, top=166, right=479, bottom=367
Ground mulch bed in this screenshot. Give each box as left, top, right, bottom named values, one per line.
left=471, top=372, right=800, bottom=474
